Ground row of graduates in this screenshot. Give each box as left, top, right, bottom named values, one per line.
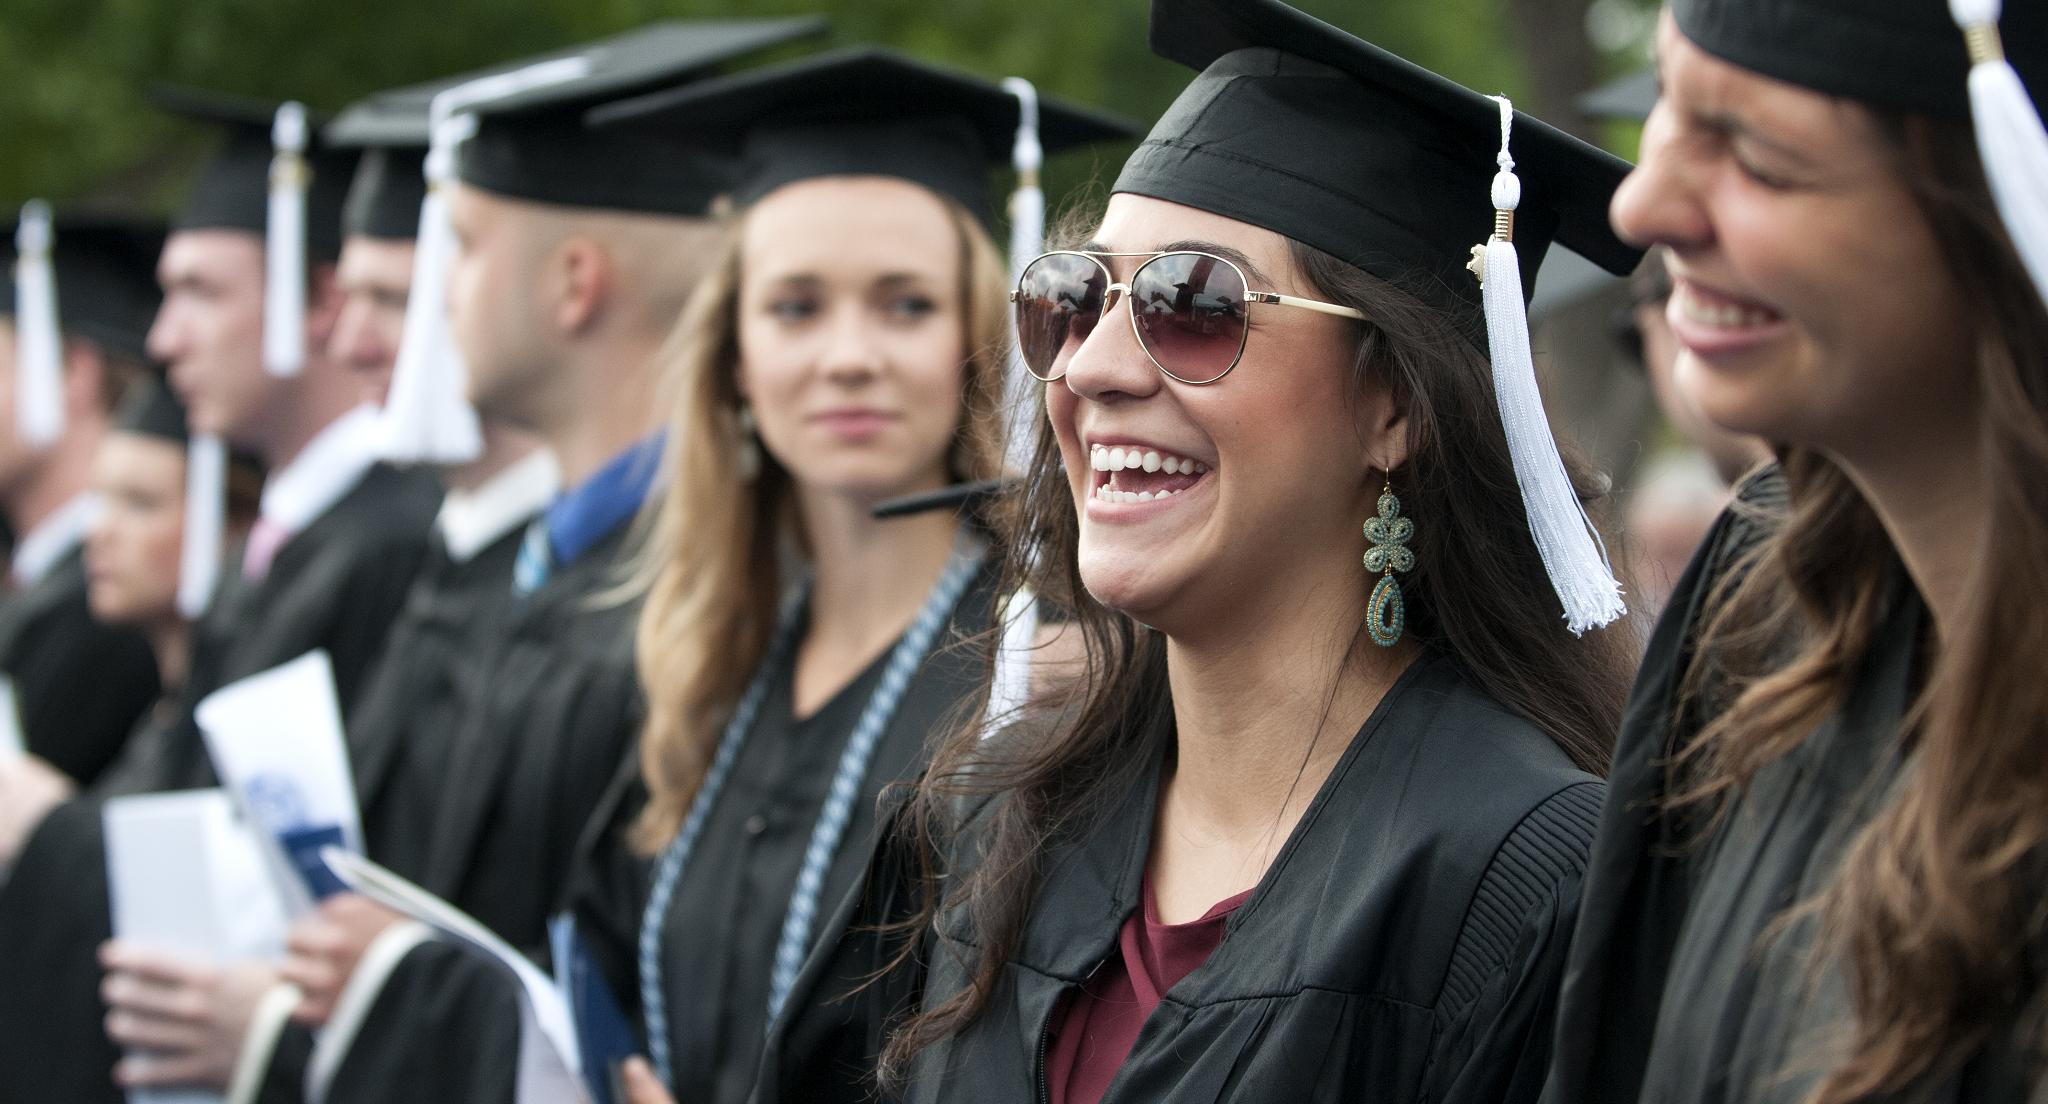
left=3, top=0, right=2048, bottom=1103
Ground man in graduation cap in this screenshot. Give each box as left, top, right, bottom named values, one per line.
left=319, top=74, right=560, bottom=891
left=0, top=209, right=163, bottom=808
left=221, top=20, right=827, bottom=1104
left=137, top=88, right=443, bottom=761
left=0, top=89, right=445, bottom=1103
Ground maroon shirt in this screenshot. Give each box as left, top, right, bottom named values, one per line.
left=1046, top=875, right=1255, bottom=1104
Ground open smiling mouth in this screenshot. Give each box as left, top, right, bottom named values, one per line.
left=1089, top=444, right=1210, bottom=504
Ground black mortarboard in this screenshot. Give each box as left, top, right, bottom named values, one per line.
left=357, top=19, right=828, bottom=216
left=153, top=87, right=358, bottom=265
left=113, top=376, right=189, bottom=445
left=590, top=46, right=1139, bottom=225
left=339, top=150, right=428, bottom=242
left=0, top=210, right=164, bottom=364
left=1116, top=0, right=1640, bottom=323
left=1578, top=69, right=1658, bottom=123
left=1672, top=0, right=2046, bottom=117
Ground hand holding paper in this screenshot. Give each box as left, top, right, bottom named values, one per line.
left=195, top=651, right=362, bottom=913
left=320, top=849, right=590, bottom=1104
left=102, top=790, right=289, bottom=1104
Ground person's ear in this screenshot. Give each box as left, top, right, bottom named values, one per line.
left=554, top=237, right=614, bottom=335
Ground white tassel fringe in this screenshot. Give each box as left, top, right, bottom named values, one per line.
left=264, top=103, right=310, bottom=378
left=1481, top=97, right=1625, bottom=634
left=14, top=201, right=65, bottom=449
left=179, top=433, right=227, bottom=618
left=1950, top=0, right=2048, bottom=311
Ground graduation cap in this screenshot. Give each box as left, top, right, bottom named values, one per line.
left=154, top=87, right=361, bottom=379
left=1126, top=0, right=1636, bottom=631
left=327, top=80, right=473, bottom=463
left=113, top=376, right=190, bottom=445
left=328, top=82, right=433, bottom=242
left=3, top=204, right=166, bottom=448
left=395, top=18, right=829, bottom=216
left=337, top=150, right=428, bottom=243
left=589, top=46, right=1140, bottom=227
left=1671, top=0, right=2048, bottom=309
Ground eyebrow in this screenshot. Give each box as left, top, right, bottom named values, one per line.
left=1077, top=239, right=1279, bottom=287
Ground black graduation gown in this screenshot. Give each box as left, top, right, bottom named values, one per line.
left=0, top=546, right=160, bottom=785
left=1544, top=467, right=2042, bottom=1104
left=759, top=650, right=1604, bottom=1104
left=415, top=521, right=645, bottom=950
left=350, top=522, right=530, bottom=883
left=0, top=463, right=438, bottom=1104
left=138, top=461, right=444, bottom=792
left=304, top=524, right=646, bottom=1104
left=321, top=562, right=997, bottom=1104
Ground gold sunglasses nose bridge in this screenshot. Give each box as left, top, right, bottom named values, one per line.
left=1101, top=281, right=1132, bottom=314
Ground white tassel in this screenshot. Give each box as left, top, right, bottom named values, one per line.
left=983, top=586, right=1041, bottom=737
left=264, top=102, right=310, bottom=378
left=13, top=201, right=65, bottom=449
left=379, top=57, right=591, bottom=465
left=1478, top=97, right=1625, bottom=634
left=179, top=433, right=227, bottom=618
left=1950, top=0, right=2048, bottom=311
left=1001, top=77, right=1048, bottom=474
left=378, top=109, right=484, bottom=465
left=985, top=79, right=1050, bottom=737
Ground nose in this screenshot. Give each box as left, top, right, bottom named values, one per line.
left=329, top=302, right=384, bottom=369
left=145, top=300, right=186, bottom=365
left=1060, top=288, right=1162, bottom=405
left=817, top=304, right=882, bottom=385
left=1609, top=104, right=1713, bottom=254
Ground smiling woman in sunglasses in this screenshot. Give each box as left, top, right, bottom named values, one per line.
left=754, top=3, right=1643, bottom=1104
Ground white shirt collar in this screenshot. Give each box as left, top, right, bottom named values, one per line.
left=11, top=493, right=101, bottom=588
left=435, top=449, right=561, bottom=564
left=259, top=404, right=386, bottom=534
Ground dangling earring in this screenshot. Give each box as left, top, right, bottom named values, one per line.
left=735, top=403, right=761, bottom=481
left=1363, top=473, right=1415, bottom=647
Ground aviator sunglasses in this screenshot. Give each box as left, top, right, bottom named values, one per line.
left=1011, top=250, right=1368, bottom=385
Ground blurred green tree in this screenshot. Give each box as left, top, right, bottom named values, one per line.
left=0, top=0, right=1648, bottom=215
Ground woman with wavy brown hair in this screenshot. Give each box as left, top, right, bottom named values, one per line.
left=755, top=4, right=1647, bottom=1103
left=1546, top=2, right=2048, bottom=1103
left=548, top=50, right=1132, bottom=1104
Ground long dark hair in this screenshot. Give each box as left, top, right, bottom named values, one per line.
left=874, top=216, right=1642, bottom=1081
left=1672, top=111, right=2048, bottom=1102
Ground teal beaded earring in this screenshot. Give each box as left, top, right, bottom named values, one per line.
left=1362, top=474, right=1415, bottom=647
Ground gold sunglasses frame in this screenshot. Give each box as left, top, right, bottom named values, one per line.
left=1010, top=249, right=1368, bottom=385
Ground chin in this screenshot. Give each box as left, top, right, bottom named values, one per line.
left=1076, top=554, right=1179, bottom=624
left=1674, top=350, right=1800, bottom=443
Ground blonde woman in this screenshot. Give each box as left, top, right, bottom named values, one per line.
left=309, top=49, right=1129, bottom=1104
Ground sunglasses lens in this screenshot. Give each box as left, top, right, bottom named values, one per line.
left=1015, top=253, right=1107, bottom=381
left=1130, top=253, right=1248, bottom=384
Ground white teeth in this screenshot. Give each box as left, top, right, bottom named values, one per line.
left=1088, top=444, right=1209, bottom=477
left=1678, top=286, right=1773, bottom=328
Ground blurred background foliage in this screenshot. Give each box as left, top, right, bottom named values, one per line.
left=0, top=0, right=1658, bottom=214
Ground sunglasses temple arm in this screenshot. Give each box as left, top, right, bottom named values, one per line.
left=1263, top=293, right=1369, bottom=321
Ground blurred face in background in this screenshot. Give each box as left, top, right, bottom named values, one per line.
left=446, top=183, right=559, bottom=429
left=148, top=231, right=270, bottom=443
left=330, top=236, right=415, bottom=407
left=84, top=431, right=185, bottom=627
left=734, top=176, right=970, bottom=507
